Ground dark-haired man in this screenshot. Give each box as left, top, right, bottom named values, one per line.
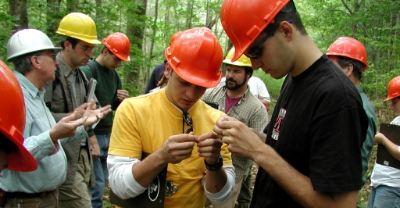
left=202, top=47, right=268, bottom=208
left=44, top=12, right=109, bottom=208
left=217, top=0, right=368, bottom=207
left=80, top=32, right=131, bottom=208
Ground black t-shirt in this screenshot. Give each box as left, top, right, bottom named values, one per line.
left=250, top=55, right=368, bottom=208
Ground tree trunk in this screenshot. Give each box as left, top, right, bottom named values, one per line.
left=46, top=0, right=62, bottom=41
left=149, top=0, right=159, bottom=59
left=8, top=0, right=28, bottom=32
left=185, top=1, right=193, bottom=29
left=124, top=0, right=147, bottom=93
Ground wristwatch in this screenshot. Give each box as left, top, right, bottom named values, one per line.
left=204, top=154, right=223, bottom=171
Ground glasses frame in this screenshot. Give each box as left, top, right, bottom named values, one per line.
left=78, top=44, right=95, bottom=52
left=38, top=53, right=57, bottom=61
left=244, top=20, right=293, bottom=59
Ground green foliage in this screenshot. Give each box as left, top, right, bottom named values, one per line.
left=253, top=70, right=285, bottom=111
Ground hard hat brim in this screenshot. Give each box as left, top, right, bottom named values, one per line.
left=0, top=126, right=38, bottom=172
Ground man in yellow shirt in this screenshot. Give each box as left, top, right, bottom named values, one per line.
left=108, top=27, right=235, bottom=208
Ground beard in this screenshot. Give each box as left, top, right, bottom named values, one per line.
left=226, top=77, right=247, bottom=90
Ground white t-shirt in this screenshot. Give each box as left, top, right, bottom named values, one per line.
left=370, top=116, right=400, bottom=188
left=219, top=76, right=270, bottom=102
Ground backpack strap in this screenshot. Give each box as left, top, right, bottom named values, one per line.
left=87, top=60, right=97, bottom=81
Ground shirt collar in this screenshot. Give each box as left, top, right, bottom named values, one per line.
left=14, top=70, right=42, bottom=98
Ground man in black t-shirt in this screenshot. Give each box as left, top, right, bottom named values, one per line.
left=216, top=0, right=368, bottom=207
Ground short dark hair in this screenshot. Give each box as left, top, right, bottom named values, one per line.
left=60, top=37, right=79, bottom=49
left=244, top=66, right=253, bottom=77
left=263, top=1, right=307, bottom=36
left=336, top=56, right=363, bottom=80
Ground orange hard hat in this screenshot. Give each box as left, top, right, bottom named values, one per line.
left=102, top=32, right=131, bottom=61
left=0, top=60, right=37, bottom=172
left=326, top=37, right=368, bottom=70
left=384, top=76, right=400, bottom=102
left=220, top=0, right=290, bottom=61
left=164, top=27, right=223, bottom=88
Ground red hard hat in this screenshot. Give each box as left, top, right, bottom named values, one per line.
left=220, top=0, right=290, bottom=61
left=164, top=27, right=223, bottom=88
left=102, top=32, right=131, bottom=61
left=0, top=60, right=37, bottom=172
left=384, top=76, right=400, bottom=102
left=326, top=37, right=368, bottom=70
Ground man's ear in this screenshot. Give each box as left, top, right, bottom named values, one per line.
left=164, top=63, right=172, bottom=79
left=63, top=40, right=71, bottom=50
left=280, top=20, right=293, bottom=41
left=344, top=64, right=354, bottom=76
left=30, top=55, right=41, bottom=69
left=102, top=47, right=108, bottom=55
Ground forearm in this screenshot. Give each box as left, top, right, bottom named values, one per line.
left=23, top=131, right=57, bottom=161
left=108, top=155, right=146, bottom=199
left=253, top=144, right=358, bottom=208
left=205, top=167, right=227, bottom=193
left=131, top=148, right=168, bottom=188
left=204, top=165, right=235, bottom=205
left=88, top=135, right=98, bottom=149
left=381, top=138, right=400, bottom=160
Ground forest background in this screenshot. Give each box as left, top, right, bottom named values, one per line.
left=2, top=0, right=400, bottom=207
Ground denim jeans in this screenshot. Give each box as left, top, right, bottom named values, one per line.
left=91, top=134, right=110, bottom=208
left=367, top=185, right=400, bottom=208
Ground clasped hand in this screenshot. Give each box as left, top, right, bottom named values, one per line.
left=161, top=132, right=222, bottom=165
left=213, top=115, right=263, bottom=160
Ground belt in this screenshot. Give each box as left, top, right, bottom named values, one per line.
left=6, top=190, right=55, bottom=199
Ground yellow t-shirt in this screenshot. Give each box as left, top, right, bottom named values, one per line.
left=109, top=88, right=232, bottom=208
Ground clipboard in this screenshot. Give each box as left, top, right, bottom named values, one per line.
left=376, top=123, right=400, bottom=169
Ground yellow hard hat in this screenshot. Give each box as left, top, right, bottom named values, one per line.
left=56, top=12, right=101, bottom=44
left=223, top=47, right=252, bottom=67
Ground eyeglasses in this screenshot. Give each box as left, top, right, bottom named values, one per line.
left=244, top=20, right=293, bottom=59
left=183, top=112, right=193, bottom=134
left=39, top=54, right=57, bottom=61
left=78, top=45, right=95, bottom=52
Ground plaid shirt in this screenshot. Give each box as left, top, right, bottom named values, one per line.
left=202, top=85, right=269, bottom=182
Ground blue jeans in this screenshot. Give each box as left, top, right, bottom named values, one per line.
left=91, top=134, right=110, bottom=208
left=367, top=185, right=400, bottom=208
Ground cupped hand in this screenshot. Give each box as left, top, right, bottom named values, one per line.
left=215, top=117, right=263, bottom=160
left=160, top=133, right=197, bottom=164
left=49, top=111, right=87, bottom=142
left=82, top=100, right=112, bottom=127
left=196, top=132, right=222, bottom=164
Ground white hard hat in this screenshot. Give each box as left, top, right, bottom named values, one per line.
left=7, top=29, right=61, bottom=61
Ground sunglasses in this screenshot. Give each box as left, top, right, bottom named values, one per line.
left=244, top=20, right=293, bottom=59
left=183, top=112, right=193, bottom=134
